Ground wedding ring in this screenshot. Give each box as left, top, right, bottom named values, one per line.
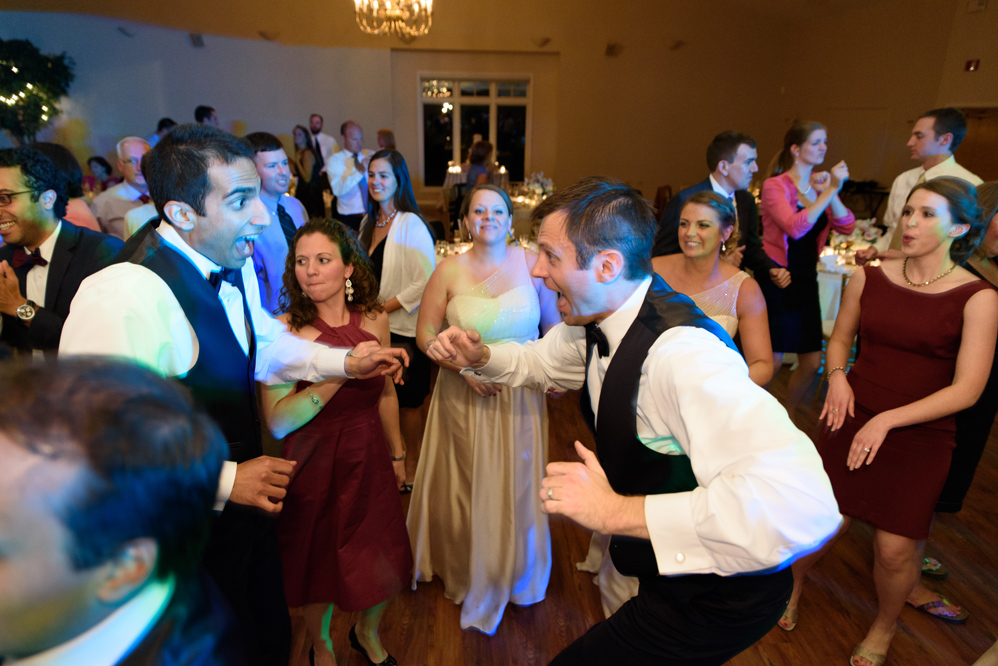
left=862, top=447, right=871, bottom=452
left=831, top=408, right=839, bottom=413
left=427, top=339, right=437, bottom=347
left=546, top=487, right=554, bottom=500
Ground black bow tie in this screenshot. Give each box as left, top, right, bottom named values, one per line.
left=208, top=268, right=240, bottom=293
left=11, top=247, right=47, bottom=269
left=585, top=322, right=609, bottom=358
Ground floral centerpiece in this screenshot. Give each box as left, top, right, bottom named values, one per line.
left=525, top=171, right=554, bottom=197
left=829, top=218, right=881, bottom=251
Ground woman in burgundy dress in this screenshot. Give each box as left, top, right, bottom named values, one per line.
left=262, top=219, right=412, bottom=666
left=778, top=178, right=997, bottom=666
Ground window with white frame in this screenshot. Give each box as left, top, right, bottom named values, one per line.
left=421, top=77, right=530, bottom=186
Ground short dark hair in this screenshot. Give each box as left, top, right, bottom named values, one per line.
left=310, top=113, right=323, bottom=123
left=279, top=218, right=384, bottom=324
left=143, top=123, right=254, bottom=220
left=0, top=147, right=68, bottom=218
left=906, top=176, right=983, bottom=264
left=340, top=120, right=360, bottom=137
left=377, top=128, right=396, bottom=151
left=706, top=131, right=756, bottom=172
left=919, top=107, right=969, bottom=153
left=243, top=131, right=284, bottom=155
left=31, top=142, right=84, bottom=199
left=87, top=156, right=113, bottom=178
left=683, top=191, right=740, bottom=257
left=157, top=117, right=177, bottom=132
left=0, top=358, right=227, bottom=578
left=194, top=106, right=216, bottom=123
left=532, top=176, right=654, bottom=280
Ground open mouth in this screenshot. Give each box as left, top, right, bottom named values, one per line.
left=235, top=234, right=260, bottom=257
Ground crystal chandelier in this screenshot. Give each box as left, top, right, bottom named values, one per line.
left=354, top=0, right=433, bottom=43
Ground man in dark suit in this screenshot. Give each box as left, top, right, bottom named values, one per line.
left=652, top=132, right=790, bottom=290
left=0, top=147, right=122, bottom=355
left=0, top=358, right=244, bottom=665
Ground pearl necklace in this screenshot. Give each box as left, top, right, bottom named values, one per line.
left=903, top=257, right=956, bottom=287
left=375, top=209, right=398, bottom=228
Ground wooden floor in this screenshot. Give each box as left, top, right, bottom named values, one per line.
left=287, top=366, right=998, bottom=665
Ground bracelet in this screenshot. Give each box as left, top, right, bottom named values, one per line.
left=305, top=386, right=321, bottom=406
left=390, top=451, right=406, bottom=461
left=826, top=366, right=847, bottom=378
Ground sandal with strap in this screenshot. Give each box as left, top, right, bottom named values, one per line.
left=777, top=606, right=798, bottom=631
left=921, top=557, right=949, bottom=579
left=850, top=643, right=886, bottom=666
left=907, top=597, right=969, bottom=624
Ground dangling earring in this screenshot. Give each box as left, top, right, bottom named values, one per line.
left=345, top=278, right=354, bottom=302
left=507, top=228, right=515, bottom=243
left=721, top=240, right=727, bottom=254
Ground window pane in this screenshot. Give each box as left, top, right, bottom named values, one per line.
left=496, top=105, right=527, bottom=182
left=459, top=81, right=490, bottom=97
left=496, top=82, right=528, bottom=98
left=460, top=104, right=490, bottom=164
left=423, top=102, right=453, bottom=187
left=422, top=79, right=453, bottom=98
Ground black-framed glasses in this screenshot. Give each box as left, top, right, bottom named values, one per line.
left=0, top=190, right=35, bottom=207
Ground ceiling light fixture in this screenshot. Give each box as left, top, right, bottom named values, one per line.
left=354, top=0, right=432, bottom=43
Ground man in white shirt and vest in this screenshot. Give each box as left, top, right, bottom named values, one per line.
left=326, top=120, right=373, bottom=232
left=0, top=359, right=244, bottom=665
left=427, top=177, right=842, bottom=665
left=91, top=137, right=151, bottom=240
left=864, top=107, right=982, bottom=257
left=309, top=113, right=339, bottom=177
left=60, top=123, right=407, bottom=666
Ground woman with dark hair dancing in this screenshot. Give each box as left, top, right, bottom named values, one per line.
left=262, top=219, right=412, bottom=666
left=779, top=178, right=997, bottom=666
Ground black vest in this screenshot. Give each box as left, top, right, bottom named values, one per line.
left=579, top=274, right=738, bottom=577
left=115, top=221, right=261, bottom=463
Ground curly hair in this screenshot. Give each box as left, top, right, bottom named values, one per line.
left=906, top=177, right=983, bottom=264
left=682, top=191, right=740, bottom=258
left=277, top=218, right=384, bottom=330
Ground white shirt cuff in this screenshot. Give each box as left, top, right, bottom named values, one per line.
left=644, top=491, right=712, bottom=574
left=214, top=461, right=237, bottom=512
left=459, top=345, right=510, bottom=381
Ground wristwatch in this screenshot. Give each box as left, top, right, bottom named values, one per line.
left=16, top=300, right=37, bottom=321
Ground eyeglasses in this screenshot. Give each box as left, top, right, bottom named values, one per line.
left=0, top=190, right=35, bottom=207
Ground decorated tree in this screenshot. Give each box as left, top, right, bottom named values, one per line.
left=0, top=39, right=75, bottom=145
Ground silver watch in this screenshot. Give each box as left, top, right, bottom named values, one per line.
left=16, top=300, right=37, bottom=321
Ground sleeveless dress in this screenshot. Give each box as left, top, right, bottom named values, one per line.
left=407, top=247, right=550, bottom=635
left=817, top=266, right=991, bottom=539
left=689, top=271, right=749, bottom=337
left=277, top=311, right=413, bottom=610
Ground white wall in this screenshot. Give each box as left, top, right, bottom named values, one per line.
left=1, top=12, right=394, bottom=166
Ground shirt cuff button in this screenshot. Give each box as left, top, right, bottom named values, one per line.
left=675, top=552, right=686, bottom=563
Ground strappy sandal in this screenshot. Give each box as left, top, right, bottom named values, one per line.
left=850, top=643, right=886, bottom=666
left=777, top=606, right=798, bottom=631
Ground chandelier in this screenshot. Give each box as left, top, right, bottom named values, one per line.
left=354, top=0, right=433, bottom=43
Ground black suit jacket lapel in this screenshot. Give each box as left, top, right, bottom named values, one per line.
left=43, top=223, right=78, bottom=309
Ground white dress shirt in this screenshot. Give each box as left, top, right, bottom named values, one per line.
left=123, top=203, right=158, bottom=240
left=327, top=148, right=374, bottom=215
left=5, top=575, right=174, bottom=666
left=880, top=155, right=982, bottom=250
left=468, top=276, right=841, bottom=576
left=253, top=194, right=307, bottom=314
left=60, top=222, right=351, bottom=506
left=91, top=181, right=148, bottom=240
left=363, top=211, right=435, bottom=337
left=313, top=131, right=339, bottom=168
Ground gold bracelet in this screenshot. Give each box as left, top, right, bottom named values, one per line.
left=305, top=386, right=321, bottom=406
left=826, top=366, right=847, bottom=378
left=390, top=451, right=406, bottom=461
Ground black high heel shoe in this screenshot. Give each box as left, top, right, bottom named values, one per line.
left=348, top=625, right=398, bottom=666
left=308, top=645, right=315, bottom=666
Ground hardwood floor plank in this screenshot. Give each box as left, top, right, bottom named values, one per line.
left=288, top=366, right=998, bottom=665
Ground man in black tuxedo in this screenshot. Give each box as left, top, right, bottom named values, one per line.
left=0, top=358, right=244, bottom=665
left=0, top=147, right=122, bottom=355
left=652, top=131, right=790, bottom=290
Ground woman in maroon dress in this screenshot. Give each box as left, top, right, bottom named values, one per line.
left=779, top=178, right=997, bottom=666
left=262, top=219, right=412, bottom=666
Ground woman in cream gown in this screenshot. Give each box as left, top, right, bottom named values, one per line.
left=408, top=185, right=560, bottom=635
